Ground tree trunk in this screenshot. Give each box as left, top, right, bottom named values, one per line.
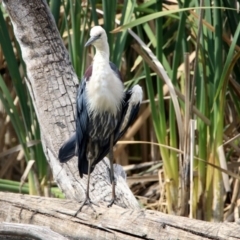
left=1, top=192, right=240, bottom=240
left=2, top=0, right=139, bottom=209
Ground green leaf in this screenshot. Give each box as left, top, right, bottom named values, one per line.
left=112, top=6, right=236, bottom=33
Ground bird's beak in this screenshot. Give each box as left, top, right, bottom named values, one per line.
left=85, top=35, right=100, bottom=47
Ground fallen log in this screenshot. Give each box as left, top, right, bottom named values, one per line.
left=1, top=192, right=240, bottom=240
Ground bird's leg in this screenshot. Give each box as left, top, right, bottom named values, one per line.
left=107, top=133, right=116, bottom=208
left=74, top=149, right=99, bottom=216
left=85, top=151, right=92, bottom=200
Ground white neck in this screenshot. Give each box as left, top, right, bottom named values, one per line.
left=93, top=42, right=110, bottom=62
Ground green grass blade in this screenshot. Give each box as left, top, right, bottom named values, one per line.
left=113, top=7, right=236, bottom=33
left=49, top=0, right=61, bottom=24
left=112, top=0, right=135, bottom=66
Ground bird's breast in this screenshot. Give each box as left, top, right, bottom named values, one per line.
left=86, top=66, right=124, bottom=116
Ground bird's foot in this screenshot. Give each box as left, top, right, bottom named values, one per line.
left=107, top=197, right=116, bottom=208
left=74, top=197, right=99, bottom=216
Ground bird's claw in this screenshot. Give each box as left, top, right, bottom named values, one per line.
left=74, top=197, right=99, bottom=216
left=107, top=197, right=116, bottom=208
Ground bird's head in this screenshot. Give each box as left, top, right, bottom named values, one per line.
left=85, top=26, right=108, bottom=51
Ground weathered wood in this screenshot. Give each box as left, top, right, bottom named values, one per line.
left=1, top=192, right=240, bottom=240
left=2, top=0, right=139, bottom=209
left=0, top=222, right=68, bottom=240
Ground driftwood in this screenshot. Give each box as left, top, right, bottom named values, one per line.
left=1, top=192, right=240, bottom=240
left=0, top=222, right=68, bottom=240
left=1, top=0, right=240, bottom=239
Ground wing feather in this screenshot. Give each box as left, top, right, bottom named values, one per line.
left=58, top=134, right=76, bottom=163
left=76, top=79, right=89, bottom=177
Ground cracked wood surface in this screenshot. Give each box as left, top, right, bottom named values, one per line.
left=1, top=192, right=240, bottom=240
left=0, top=222, right=68, bottom=240
left=2, top=0, right=139, bottom=209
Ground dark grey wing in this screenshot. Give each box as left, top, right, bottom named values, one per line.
left=58, top=79, right=89, bottom=177
left=117, top=88, right=140, bottom=140
left=58, top=133, right=76, bottom=163
left=58, top=63, right=92, bottom=177
left=76, top=79, right=89, bottom=177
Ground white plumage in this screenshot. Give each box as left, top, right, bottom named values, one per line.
left=86, top=27, right=124, bottom=116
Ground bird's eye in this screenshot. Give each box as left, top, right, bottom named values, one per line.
left=97, top=34, right=101, bottom=38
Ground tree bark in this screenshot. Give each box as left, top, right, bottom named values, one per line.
left=1, top=192, right=240, bottom=240
left=2, top=0, right=139, bottom=209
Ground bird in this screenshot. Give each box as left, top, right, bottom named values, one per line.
left=58, top=26, right=143, bottom=212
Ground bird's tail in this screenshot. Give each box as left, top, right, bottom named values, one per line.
left=58, top=134, right=77, bottom=163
